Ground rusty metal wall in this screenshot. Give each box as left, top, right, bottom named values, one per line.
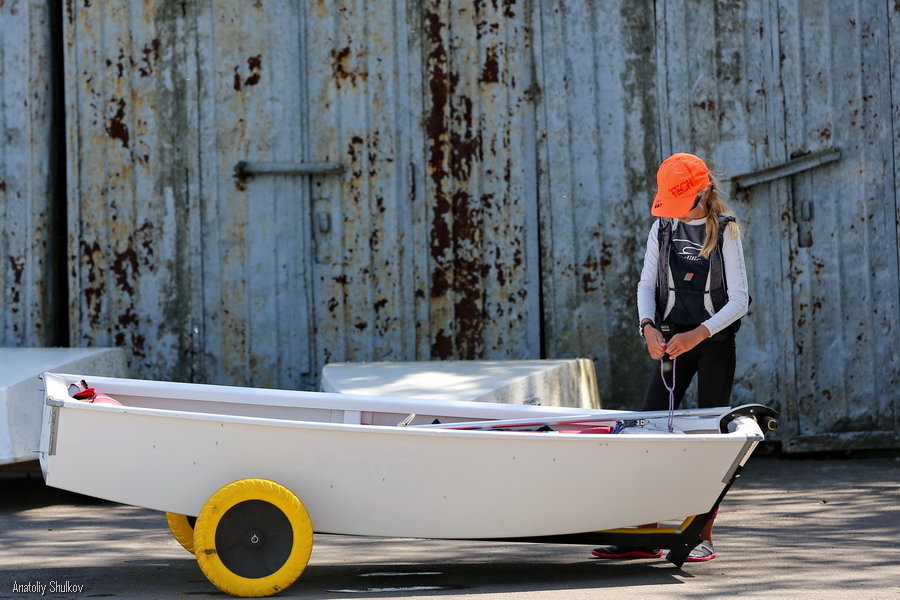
left=655, top=0, right=899, bottom=451
left=64, top=1, right=199, bottom=380
left=420, top=0, right=542, bottom=361
left=191, top=1, right=319, bottom=388
left=63, top=0, right=429, bottom=390
left=54, top=0, right=899, bottom=449
left=0, top=0, right=58, bottom=346
left=300, top=0, right=422, bottom=376
left=190, top=0, right=426, bottom=389
left=775, top=1, right=899, bottom=451
left=531, top=0, right=661, bottom=406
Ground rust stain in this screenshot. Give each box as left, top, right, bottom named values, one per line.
left=117, top=307, right=139, bottom=328
left=331, top=47, right=368, bottom=87
left=432, top=328, right=452, bottom=358
left=234, top=55, right=263, bottom=90
left=449, top=96, right=482, bottom=180
left=424, top=3, right=495, bottom=359
left=106, top=97, right=130, bottom=148
left=480, top=47, right=499, bottom=83
left=138, top=38, right=161, bottom=77
left=450, top=190, right=487, bottom=358
left=425, top=7, right=452, bottom=308
left=7, top=256, right=24, bottom=285
left=111, top=247, right=139, bottom=295
left=245, top=55, right=262, bottom=86
left=80, top=240, right=104, bottom=327
left=600, top=241, right=613, bottom=273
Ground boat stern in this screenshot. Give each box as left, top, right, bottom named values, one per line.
left=37, top=372, right=69, bottom=480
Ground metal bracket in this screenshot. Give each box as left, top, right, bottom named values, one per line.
left=48, top=405, right=60, bottom=456
left=233, top=161, right=346, bottom=179
left=730, top=147, right=841, bottom=189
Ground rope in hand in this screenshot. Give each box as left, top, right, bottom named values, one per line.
left=660, top=356, right=677, bottom=433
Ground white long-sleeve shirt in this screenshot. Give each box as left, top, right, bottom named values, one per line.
left=637, top=217, right=750, bottom=336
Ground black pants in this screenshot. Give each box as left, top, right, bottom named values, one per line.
left=642, top=335, right=736, bottom=411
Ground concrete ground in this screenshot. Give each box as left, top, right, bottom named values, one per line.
left=1, top=454, right=898, bottom=600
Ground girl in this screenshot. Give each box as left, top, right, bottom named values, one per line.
left=593, top=152, right=750, bottom=562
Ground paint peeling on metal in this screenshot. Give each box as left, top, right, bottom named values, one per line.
left=423, top=0, right=538, bottom=361
left=105, top=97, right=130, bottom=148
left=331, top=46, right=368, bottom=87
left=233, top=54, right=262, bottom=91
left=0, top=0, right=58, bottom=345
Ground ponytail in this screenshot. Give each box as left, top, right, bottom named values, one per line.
left=699, top=173, right=741, bottom=258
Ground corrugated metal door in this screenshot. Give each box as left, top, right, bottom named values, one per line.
left=191, top=2, right=324, bottom=388
left=64, top=2, right=200, bottom=382
left=531, top=0, right=660, bottom=406
left=300, top=2, right=422, bottom=373
left=776, top=2, right=899, bottom=451
left=656, top=0, right=900, bottom=451
left=419, top=1, right=542, bottom=360
left=0, top=0, right=60, bottom=346
left=64, top=1, right=427, bottom=389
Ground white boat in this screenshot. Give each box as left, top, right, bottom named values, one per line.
left=38, top=371, right=775, bottom=597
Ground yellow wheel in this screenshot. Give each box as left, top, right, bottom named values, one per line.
left=193, top=479, right=313, bottom=597
left=166, top=513, right=196, bottom=553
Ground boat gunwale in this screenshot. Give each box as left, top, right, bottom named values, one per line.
left=44, top=394, right=764, bottom=445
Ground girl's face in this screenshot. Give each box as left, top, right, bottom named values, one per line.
left=677, top=187, right=710, bottom=222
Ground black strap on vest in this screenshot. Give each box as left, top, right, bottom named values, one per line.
left=656, top=215, right=735, bottom=323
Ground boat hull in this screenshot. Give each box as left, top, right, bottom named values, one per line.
left=39, top=373, right=761, bottom=539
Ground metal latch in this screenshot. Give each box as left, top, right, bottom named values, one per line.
left=730, top=147, right=841, bottom=189
left=234, top=161, right=346, bottom=179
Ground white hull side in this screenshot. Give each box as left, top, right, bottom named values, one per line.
left=41, top=400, right=758, bottom=539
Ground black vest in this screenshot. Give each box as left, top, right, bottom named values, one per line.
left=655, top=215, right=735, bottom=329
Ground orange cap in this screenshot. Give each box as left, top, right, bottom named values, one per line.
left=651, top=153, right=710, bottom=218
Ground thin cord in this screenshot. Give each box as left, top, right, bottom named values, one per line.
left=660, top=357, right=677, bottom=432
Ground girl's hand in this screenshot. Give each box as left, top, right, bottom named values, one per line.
left=665, top=326, right=711, bottom=358
left=644, top=326, right=668, bottom=359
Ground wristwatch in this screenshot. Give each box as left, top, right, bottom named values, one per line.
left=639, top=320, right=655, bottom=338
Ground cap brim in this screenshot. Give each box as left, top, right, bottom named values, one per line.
left=651, top=194, right=694, bottom=218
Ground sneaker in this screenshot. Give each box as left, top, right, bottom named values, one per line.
left=684, top=540, right=716, bottom=562
left=591, top=545, right=663, bottom=559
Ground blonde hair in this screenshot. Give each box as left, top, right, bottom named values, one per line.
left=699, top=173, right=741, bottom=259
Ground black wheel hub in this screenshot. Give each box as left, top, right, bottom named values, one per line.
left=215, top=500, right=293, bottom=579
left=245, top=528, right=265, bottom=548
